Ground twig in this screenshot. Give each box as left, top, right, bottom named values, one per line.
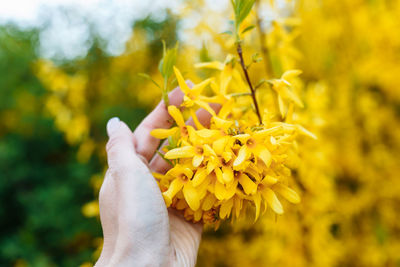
left=236, top=42, right=262, bottom=124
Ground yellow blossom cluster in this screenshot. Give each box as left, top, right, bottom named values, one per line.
left=151, top=62, right=315, bottom=225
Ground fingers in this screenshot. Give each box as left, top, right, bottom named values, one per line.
left=106, top=117, right=146, bottom=173
left=96, top=171, right=119, bottom=267
left=100, top=118, right=172, bottom=266
left=104, top=117, right=168, bottom=234
left=133, top=84, right=190, bottom=162
left=149, top=103, right=221, bottom=174
left=97, top=118, right=138, bottom=267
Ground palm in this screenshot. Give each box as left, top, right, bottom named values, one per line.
left=168, top=209, right=202, bottom=266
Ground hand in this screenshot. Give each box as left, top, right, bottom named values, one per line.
left=95, top=86, right=215, bottom=267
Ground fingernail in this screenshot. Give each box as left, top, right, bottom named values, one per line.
left=107, top=117, right=120, bottom=137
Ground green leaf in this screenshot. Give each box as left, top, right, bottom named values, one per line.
left=221, top=30, right=233, bottom=35
left=232, top=0, right=256, bottom=30
left=157, top=40, right=179, bottom=105
left=167, top=135, right=178, bottom=150
left=241, top=25, right=255, bottom=34
left=158, top=40, right=166, bottom=75
left=138, top=73, right=161, bottom=89
left=251, top=52, right=262, bottom=63
left=156, top=151, right=174, bottom=166
left=159, top=40, right=179, bottom=80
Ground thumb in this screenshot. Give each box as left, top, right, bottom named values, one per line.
left=106, top=117, right=142, bottom=171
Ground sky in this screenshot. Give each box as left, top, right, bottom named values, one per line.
left=0, top=0, right=182, bottom=59
left=0, top=0, right=282, bottom=60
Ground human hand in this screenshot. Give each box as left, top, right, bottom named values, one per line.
left=95, top=86, right=216, bottom=267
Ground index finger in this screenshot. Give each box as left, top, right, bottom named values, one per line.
left=133, top=82, right=192, bottom=161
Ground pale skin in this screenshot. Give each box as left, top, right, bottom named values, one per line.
left=95, top=84, right=217, bottom=267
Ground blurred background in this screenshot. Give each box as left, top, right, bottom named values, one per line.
left=1, top=0, right=399, bottom=266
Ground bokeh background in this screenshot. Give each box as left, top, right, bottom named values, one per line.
left=1, top=0, right=400, bottom=266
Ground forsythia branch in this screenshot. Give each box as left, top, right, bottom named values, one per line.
left=236, top=42, right=262, bottom=124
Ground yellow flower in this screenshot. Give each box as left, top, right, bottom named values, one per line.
left=173, top=66, right=215, bottom=116
left=151, top=56, right=312, bottom=226
left=270, top=70, right=303, bottom=117
left=162, top=164, right=202, bottom=211
left=195, top=55, right=234, bottom=96
left=164, top=128, right=219, bottom=167
left=233, top=131, right=272, bottom=168
left=150, top=105, right=191, bottom=140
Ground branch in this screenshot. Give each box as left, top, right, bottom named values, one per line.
left=236, top=42, right=262, bottom=124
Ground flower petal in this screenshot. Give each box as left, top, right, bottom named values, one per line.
left=189, top=108, right=205, bottom=130
left=164, top=146, right=195, bottom=159
left=257, top=147, right=272, bottom=167
left=202, top=193, right=216, bottom=211
left=225, top=180, right=238, bottom=200
left=222, top=167, right=234, bottom=184
left=215, top=167, right=224, bottom=184
left=282, top=69, right=302, bottom=81
left=222, top=151, right=232, bottom=162
left=233, top=145, right=249, bottom=167
left=150, top=127, right=178, bottom=139
left=273, top=183, right=301, bottom=204
left=192, top=154, right=204, bottom=168
left=238, top=173, right=257, bottom=195
left=168, top=105, right=185, bottom=127
left=183, top=183, right=201, bottom=211
left=212, top=116, right=233, bottom=129
left=196, top=129, right=218, bottom=138
left=234, top=133, right=251, bottom=144
left=213, top=136, right=230, bottom=155
left=192, top=168, right=208, bottom=187
left=194, top=100, right=216, bottom=116
left=173, top=66, right=191, bottom=94
left=284, top=87, right=304, bottom=108
left=166, top=165, right=193, bottom=179
left=262, top=175, right=278, bottom=185
left=207, top=157, right=218, bottom=174
left=203, top=144, right=217, bottom=157
left=218, top=100, right=234, bottom=119
left=253, top=193, right=262, bottom=221
left=192, top=78, right=212, bottom=96
left=264, top=188, right=284, bottom=214
left=234, top=196, right=242, bottom=218
left=219, top=198, right=234, bottom=219
left=296, top=125, right=317, bottom=140
left=194, top=209, right=203, bottom=222
left=194, top=61, right=224, bottom=70
left=220, top=65, right=233, bottom=95
left=215, top=181, right=228, bottom=200
left=278, top=94, right=286, bottom=118
left=245, top=164, right=261, bottom=181
left=162, top=179, right=184, bottom=207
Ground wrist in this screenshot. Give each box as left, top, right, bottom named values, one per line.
left=104, top=241, right=172, bottom=267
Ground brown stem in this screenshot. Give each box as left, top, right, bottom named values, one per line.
left=236, top=42, right=262, bottom=124
left=255, top=0, right=273, bottom=76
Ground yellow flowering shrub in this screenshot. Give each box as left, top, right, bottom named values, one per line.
left=28, top=0, right=400, bottom=266
left=151, top=64, right=314, bottom=226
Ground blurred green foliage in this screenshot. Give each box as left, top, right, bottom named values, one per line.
left=0, top=13, right=178, bottom=266
left=0, top=25, right=101, bottom=266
